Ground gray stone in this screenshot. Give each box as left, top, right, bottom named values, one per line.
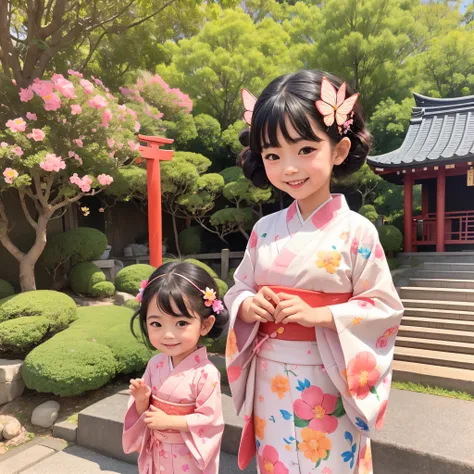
left=0, top=423, right=3, bottom=440
left=0, top=379, right=25, bottom=404
left=52, top=420, right=77, bottom=442
left=31, top=400, right=60, bottom=428
left=0, top=359, right=23, bottom=383
left=3, top=419, right=21, bottom=439
left=115, top=291, right=135, bottom=305
left=0, top=445, right=55, bottom=474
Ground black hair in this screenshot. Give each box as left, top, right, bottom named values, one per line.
left=239, top=69, right=372, bottom=188
left=130, top=261, right=229, bottom=350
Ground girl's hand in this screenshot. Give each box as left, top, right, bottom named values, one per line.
left=129, top=378, right=151, bottom=403
left=274, top=293, right=335, bottom=329
left=240, top=286, right=280, bottom=323
left=144, top=405, right=170, bottom=430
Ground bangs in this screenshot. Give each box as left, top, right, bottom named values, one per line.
left=250, top=91, right=322, bottom=153
left=153, top=280, right=197, bottom=319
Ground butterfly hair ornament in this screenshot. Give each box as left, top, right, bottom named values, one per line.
left=241, top=76, right=359, bottom=136
left=136, top=273, right=224, bottom=314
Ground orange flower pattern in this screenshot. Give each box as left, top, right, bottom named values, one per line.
left=297, top=428, right=332, bottom=463
left=315, top=250, right=342, bottom=274
left=226, top=328, right=238, bottom=361
left=271, top=374, right=290, bottom=400
left=254, top=416, right=266, bottom=440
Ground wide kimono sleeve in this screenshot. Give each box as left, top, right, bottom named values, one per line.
left=182, top=365, right=224, bottom=471
left=122, top=360, right=152, bottom=454
left=316, top=221, right=404, bottom=438
left=224, top=224, right=261, bottom=413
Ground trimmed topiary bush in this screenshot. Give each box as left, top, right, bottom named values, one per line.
left=115, top=264, right=155, bottom=295
left=69, top=262, right=106, bottom=295
left=184, top=258, right=218, bottom=279
left=124, top=299, right=140, bottom=311
left=359, top=205, right=379, bottom=224
left=23, top=305, right=156, bottom=396
left=0, top=316, right=50, bottom=353
left=0, top=280, right=14, bottom=300
left=90, top=281, right=116, bottom=298
left=379, top=225, right=403, bottom=253
left=0, top=290, right=77, bottom=330
left=179, top=227, right=203, bottom=255
left=215, top=278, right=228, bottom=296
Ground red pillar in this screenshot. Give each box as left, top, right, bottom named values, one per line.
left=436, top=167, right=446, bottom=252
left=138, top=135, right=174, bottom=268
left=404, top=175, right=413, bottom=252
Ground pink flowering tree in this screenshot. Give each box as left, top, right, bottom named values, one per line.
left=0, top=71, right=141, bottom=291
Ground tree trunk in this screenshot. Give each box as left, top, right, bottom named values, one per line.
left=171, top=214, right=181, bottom=258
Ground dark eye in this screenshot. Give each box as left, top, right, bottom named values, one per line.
left=150, top=322, right=161, bottom=328
left=299, top=147, right=315, bottom=155
left=177, top=320, right=189, bottom=327
left=263, top=153, right=279, bottom=161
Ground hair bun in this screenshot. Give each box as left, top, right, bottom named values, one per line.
left=239, top=129, right=250, bottom=147
left=207, top=309, right=229, bottom=339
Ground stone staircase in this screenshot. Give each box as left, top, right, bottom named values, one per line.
left=394, top=260, right=474, bottom=393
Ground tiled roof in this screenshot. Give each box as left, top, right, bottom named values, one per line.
left=367, top=93, right=474, bottom=169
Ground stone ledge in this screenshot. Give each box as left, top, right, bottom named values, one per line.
left=52, top=421, right=77, bottom=443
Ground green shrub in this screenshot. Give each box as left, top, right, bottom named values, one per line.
left=0, top=280, right=14, bottom=300
left=41, top=227, right=108, bottom=269
left=22, top=306, right=155, bottom=396
left=388, top=258, right=400, bottom=271
left=69, top=262, right=106, bottom=295
left=0, top=290, right=77, bottom=331
left=90, top=281, right=116, bottom=298
left=124, top=299, right=140, bottom=311
left=0, top=316, right=50, bottom=353
left=184, top=258, right=218, bottom=279
left=179, top=227, right=203, bottom=255
left=379, top=225, right=403, bottom=253
left=215, top=278, right=228, bottom=297
left=359, top=205, right=379, bottom=224
left=115, top=264, right=155, bottom=295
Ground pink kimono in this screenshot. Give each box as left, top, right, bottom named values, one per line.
left=122, top=346, right=224, bottom=474
left=225, top=194, right=404, bottom=473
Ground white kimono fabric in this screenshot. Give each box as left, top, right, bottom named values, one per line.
left=225, top=194, right=404, bottom=474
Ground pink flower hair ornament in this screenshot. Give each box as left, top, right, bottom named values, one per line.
left=136, top=274, right=224, bottom=314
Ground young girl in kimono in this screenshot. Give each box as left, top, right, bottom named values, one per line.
left=123, top=261, right=228, bottom=474
left=225, top=69, right=404, bottom=474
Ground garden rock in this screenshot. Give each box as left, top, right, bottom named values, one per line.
left=115, top=291, right=135, bottom=305
left=0, top=423, right=3, bottom=440
left=0, top=359, right=23, bottom=382
left=2, top=418, right=21, bottom=439
left=0, top=380, right=25, bottom=405
left=31, top=400, right=60, bottom=428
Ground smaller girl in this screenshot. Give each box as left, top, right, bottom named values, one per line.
left=122, top=261, right=228, bottom=474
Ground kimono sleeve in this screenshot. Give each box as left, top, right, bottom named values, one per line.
left=316, top=222, right=404, bottom=438
left=122, top=360, right=152, bottom=454
left=182, top=366, right=224, bottom=471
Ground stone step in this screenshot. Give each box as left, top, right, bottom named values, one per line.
left=396, top=336, right=474, bottom=354
left=397, top=252, right=474, bottom=266
left=403, top=306, right=474, bottom=321
left=401, top=298, right=474, bottom=313
left=416, top=270, right=474, bottom=280
left=402, top=316, right=474, bottom=332
left=422, top=262, right=474, bottom=272
left=400, top=287, right=474, bottom=302
left=398, top=325, right=474, bottom=344
left=409, top=278, right=474, bottom=289
left=394, top=346, right=474, bottom=370
left=392, top=359, right=474, bottom=394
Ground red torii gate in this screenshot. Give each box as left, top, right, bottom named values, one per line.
left=137, top=135, right=174, bottom=268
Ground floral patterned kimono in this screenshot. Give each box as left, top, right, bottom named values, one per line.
left=122, top=346, right=224, bottom=474
left=224, top=194, right=404, bottom=474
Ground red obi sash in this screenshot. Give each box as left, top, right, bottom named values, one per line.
left=256, top=286, right=352, bottom=341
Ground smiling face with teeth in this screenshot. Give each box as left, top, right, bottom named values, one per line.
left=262, top=116, right=350, bottom=220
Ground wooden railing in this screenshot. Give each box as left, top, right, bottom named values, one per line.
left=412, top=211, right=474, bottom=245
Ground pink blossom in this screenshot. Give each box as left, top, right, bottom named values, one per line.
left=43, top=93, right=62, bottom=111
left=1, top=142, right=8, bottom=148
left=74, top=154, right=83, bottom=165
left=40, top=153, right=66, bottom=172
left=70, top=173, right=93, bottom=192
left=108, top=152, right=115, bottom=158
left=80, top=79, right=94, bottom=94
left=97, top=174, right=114, bottom=186
left=92, top=128, right=97, bottom=132
left=63, top=118, right=67, bottom=124
left=31, top=128, right=46, bottom=142
left=26, top=112, right=37, bottom=121
left=13, top=146, right=23, bottom=156
left=3, top=168, right=19, bottom=184
left=119, top=87, right=131, bottom=96
left=68, top=69, right=83, bottom=78
left=117, top=142, right=124, bottom=149
left=19, top=87, right=34, bottom=102
left=87, top=95, right=108, bottom=109
left=53, top=76, right=75, bottom=98
left=93, top=77, right=104, bottom=87
left=12, top=79, right=16, bottom=85
left=106, top=138, right=115, bottom=148
left=101, top=108, right=112, bottom=127
left=73, top=138, right=84, bottom=148
left=70, top=104, right=82, bottom=115
left=68, top=151, right=75, bottom=158
left=126, top=108, right=137, bottom=119
left=134, top=121, right=141, bottom=132
left=6, top=118, right=27, bottom=133
left=128, top=140, right=140, bottom=152
left=31, top=79, right=54, bottom=98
